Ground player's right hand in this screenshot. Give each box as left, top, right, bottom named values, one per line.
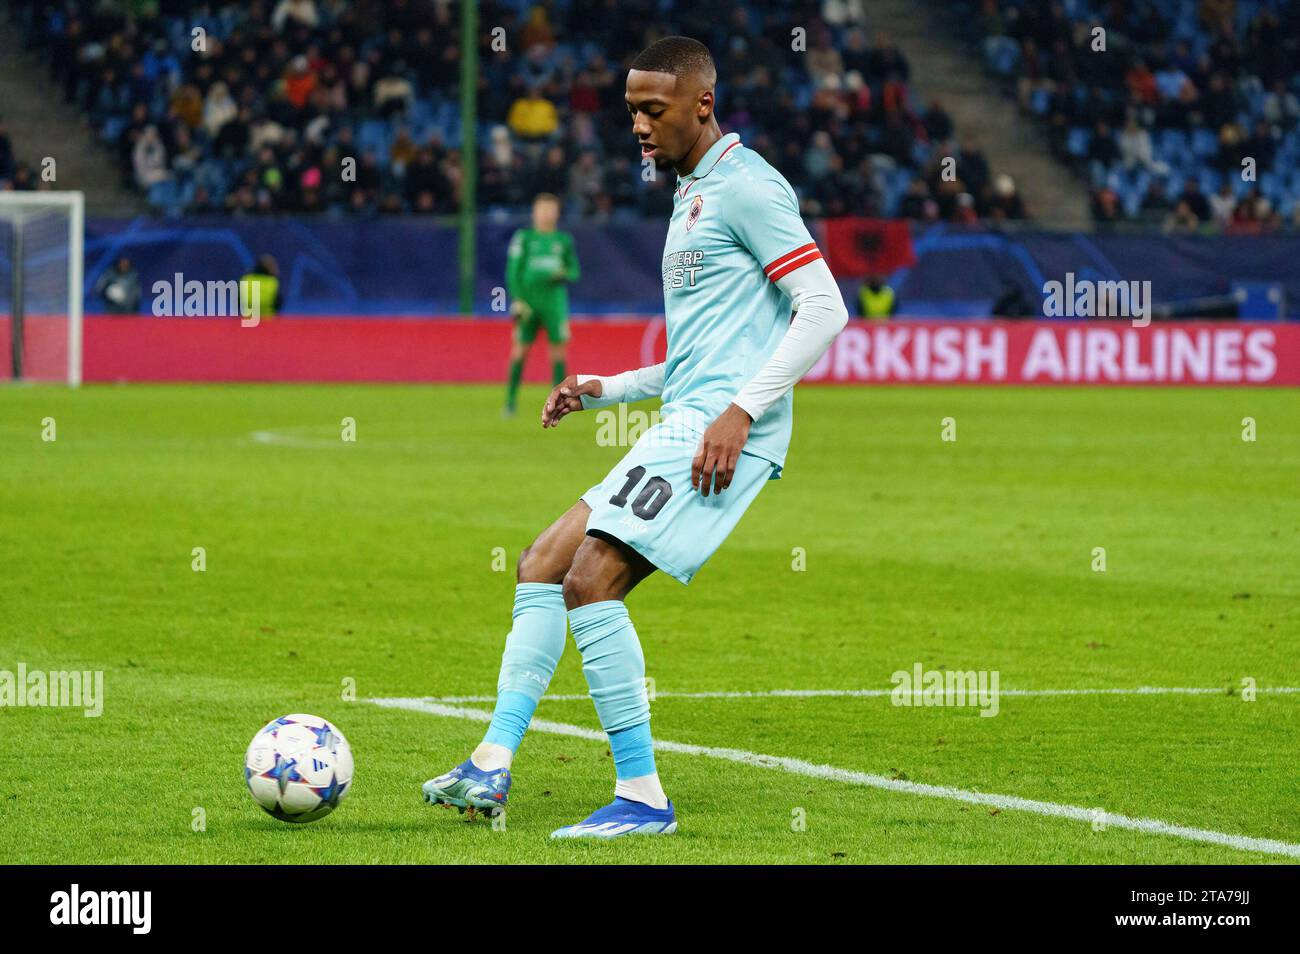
left=542, top=375, right=602, bottom=428
left=510, top=299, right=533, bottom=319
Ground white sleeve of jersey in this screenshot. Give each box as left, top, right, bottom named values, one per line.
left=577, top=363, right=666, bottom=409
left=731, top=256, right=848, bottom=423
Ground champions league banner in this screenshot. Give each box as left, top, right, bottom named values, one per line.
left=80, top=219, right=1300, bottom=319
left=61, top=316, right=1300, bottom=386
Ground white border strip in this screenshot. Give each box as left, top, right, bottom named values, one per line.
left=371, top=696, right=1300, bottom=860
left=417, top=686, right=1300, bottom=703
left=250, top=429, right=348, bottom=449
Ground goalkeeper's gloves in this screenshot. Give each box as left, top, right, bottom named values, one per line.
left=510, top=299, right=533, bottom=320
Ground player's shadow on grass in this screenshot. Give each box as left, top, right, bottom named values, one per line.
left=233, top=818, right=441, bottom=834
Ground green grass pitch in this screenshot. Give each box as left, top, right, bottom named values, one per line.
left=0, top=382, right=1296, bottom=864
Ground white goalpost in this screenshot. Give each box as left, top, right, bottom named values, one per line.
left=0, top=191, right=85, bottom=387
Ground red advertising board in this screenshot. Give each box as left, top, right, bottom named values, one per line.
left=30, top=316, right=1299, bottom=385
left=804, top=321, right=1299, bottom=385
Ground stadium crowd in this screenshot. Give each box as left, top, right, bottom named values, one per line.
left=965, top=0, right=1300, bottom=232
left=3, top=0, right=1024, bottom=222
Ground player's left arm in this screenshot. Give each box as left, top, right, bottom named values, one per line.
left=542, top=363, right=666, bottom=428
left=506, top=230, right=535, bottom=317
left=557, top=233, right=581, bottom=284
left=729, top=258, right=847, bottom=423
left=693, top=175, right=849, bottom=496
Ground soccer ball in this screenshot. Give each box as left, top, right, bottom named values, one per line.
left=244, top=714, right=353, bottom=823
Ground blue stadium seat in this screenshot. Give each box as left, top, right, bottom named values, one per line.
left=982, top=35, right=1019, bottom=76
left=1191, top=127, right=1219, bottom=158
left=1066, top=126, right=1090, bottom=158
left=100, top=116, right=127, bottom=144
left=357, top=120, right=390, bottom=154
left=407, top=99, right=435, bottom=125
left=1121, top=185, right=1143, bottom=218
left=1157, top=129, right=1189, bottom=160
left=146, top=180, right=186, bottom=217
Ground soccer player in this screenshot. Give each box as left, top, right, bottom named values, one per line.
left=424, top=37, right=848, bottom=837
left=503, top=192, right=581, bottom=416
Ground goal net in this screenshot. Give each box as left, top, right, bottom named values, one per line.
left=0, top=192, right=84, bottom=386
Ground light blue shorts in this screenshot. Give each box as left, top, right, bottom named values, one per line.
left=580, top=420, right=779, bottom=585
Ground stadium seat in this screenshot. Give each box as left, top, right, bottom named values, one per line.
left=1066, top=127, right=1090, bottom=158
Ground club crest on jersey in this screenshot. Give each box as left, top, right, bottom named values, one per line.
left=685, top=194, right=704, bottom=231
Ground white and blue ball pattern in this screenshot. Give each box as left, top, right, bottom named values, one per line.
left=244, top=714, right=353, bottom=823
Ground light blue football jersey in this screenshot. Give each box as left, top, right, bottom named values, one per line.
left=658, top=131, right=823, bottom=473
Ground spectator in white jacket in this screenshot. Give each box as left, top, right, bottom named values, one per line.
left=203, top=81, right=238, bottom=137
left=1118, top=118, right=1155, bottom=170
left=133, top=126, right=169, bottom=190
left=272, top=0, right=319, bottom=32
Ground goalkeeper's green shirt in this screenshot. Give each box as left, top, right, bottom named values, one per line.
left=505, top=228, right=580, bottom=312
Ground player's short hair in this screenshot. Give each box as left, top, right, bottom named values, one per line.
left=533, top=192, right=560, bottom=206
left=630, top=36, right=716, bottom=89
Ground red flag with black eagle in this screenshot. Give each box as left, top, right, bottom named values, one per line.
left=820, top=218, right=916, bottom=277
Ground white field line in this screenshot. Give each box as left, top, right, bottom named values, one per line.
left=250, top=429, right=345, bottom=449
left=418, top=686, right=1300, bottom=704
left=370, top=696, right=1300, bottom=861
left=251, top=428, right=430, bottom=450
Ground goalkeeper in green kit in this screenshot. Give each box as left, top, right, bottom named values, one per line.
left=504, top=192, right=581, bottom=416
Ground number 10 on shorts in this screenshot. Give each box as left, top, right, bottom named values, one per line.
left=609, top=466, right=672, bottom=520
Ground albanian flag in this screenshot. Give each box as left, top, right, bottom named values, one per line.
left=820, top=218, right=916, bottom=277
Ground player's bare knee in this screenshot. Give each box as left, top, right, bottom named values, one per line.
left=561, top=551, right=604, bottom=608
left=515, top=545, right=534, bottom=583
left=562, top=539, right=623, bottom=609
left=561, top=563, right=594, bottom=608
left=517, top=542, right=564, bottom=585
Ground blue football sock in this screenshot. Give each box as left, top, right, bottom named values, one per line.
left=608, top=722, right=656, bottom=780
left=482, top=583, right=566, bottom=752
left=568, top=600, right=657, bottom=779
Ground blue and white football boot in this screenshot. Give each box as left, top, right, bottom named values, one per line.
left=550, top=797, right=677, bottom=839
left=422, top=759, right=510, bottom=818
